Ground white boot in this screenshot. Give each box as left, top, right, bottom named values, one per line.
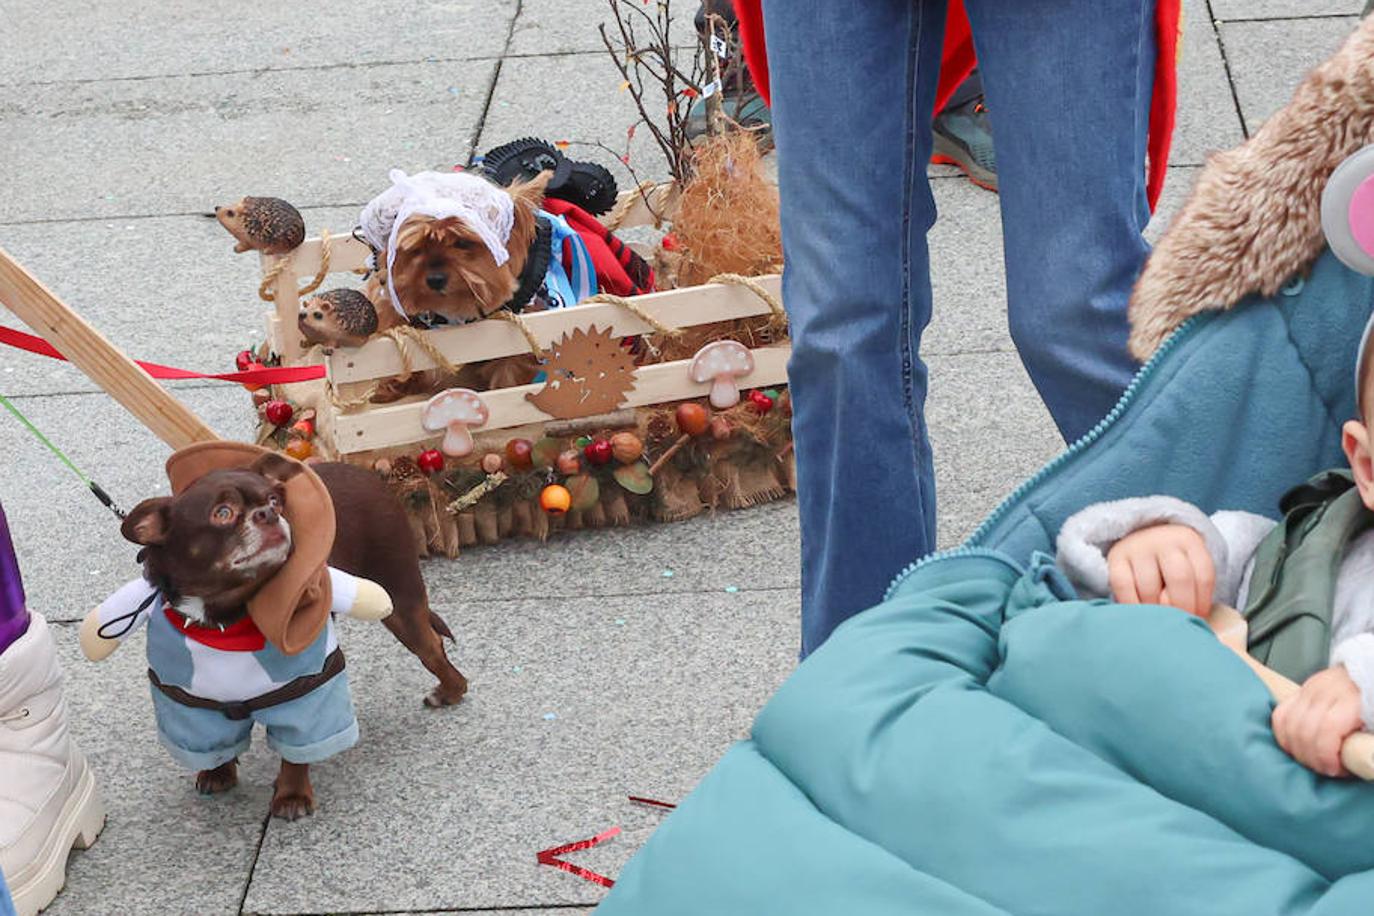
left=0, top=613, right=104, bottom=916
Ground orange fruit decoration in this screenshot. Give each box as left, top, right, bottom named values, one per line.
left=540, top=483, right=572, bottom=515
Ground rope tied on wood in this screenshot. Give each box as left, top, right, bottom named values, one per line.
left=709, top=273, right=787, bottom=333
left=327, top=325, right=465, bottom=410
left=259, top=229, right=335, bottom=302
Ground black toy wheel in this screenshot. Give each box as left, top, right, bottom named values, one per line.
left=480, top=137, right=574, bottom=189
left=550, top=160, right=620, bottom=216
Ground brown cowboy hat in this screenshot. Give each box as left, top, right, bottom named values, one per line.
left=165, top=441, right=334, bottom=655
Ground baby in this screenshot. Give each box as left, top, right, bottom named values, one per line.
left=1056, top=318, right=1374, bottom=779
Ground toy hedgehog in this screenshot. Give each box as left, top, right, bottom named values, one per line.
left=215, top=197, right=306, bottom=255
left=298, top=289, right=379, bottom=349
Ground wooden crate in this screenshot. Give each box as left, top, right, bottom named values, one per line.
left=253, top=185, right=793, bottom=556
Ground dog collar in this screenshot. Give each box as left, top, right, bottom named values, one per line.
left=405, top=215, right=552, bottom=330
left=497, top=215, right=553, bottom=316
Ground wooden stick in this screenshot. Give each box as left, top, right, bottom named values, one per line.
left=0, top=245, right=219, bottom=449
left=648, top=433, right=690, bottom=476
left=543, top=409, right=640, bottom=438
left=1209, top=605, right=1374, bottom=780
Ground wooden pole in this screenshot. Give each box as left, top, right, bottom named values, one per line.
left=0, top=245, right=219, bottom=450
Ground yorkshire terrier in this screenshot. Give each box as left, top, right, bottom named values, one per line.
left=366, top=171, right=552, bottom=398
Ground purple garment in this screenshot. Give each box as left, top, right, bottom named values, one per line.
left=0, top=501, right=30, bottom=654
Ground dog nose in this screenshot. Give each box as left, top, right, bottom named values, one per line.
left=426, top=271, right=448, bottom=291
left=251, top=505, right=278, bottom=525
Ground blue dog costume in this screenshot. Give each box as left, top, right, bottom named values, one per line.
left=81, top=443, right=392, bottom=772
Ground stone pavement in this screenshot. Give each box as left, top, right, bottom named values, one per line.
left=0, top=1, right=1358, bottom=912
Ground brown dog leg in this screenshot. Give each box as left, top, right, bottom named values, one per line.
left=383, top=606, right=469, bottom=707
left=270, top=761, right=315, bottom=821
left=195, top=758, right=238, bottom=795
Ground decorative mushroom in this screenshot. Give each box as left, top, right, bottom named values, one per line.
left=422, top=389, right=489, bottom=458
left=689, top=341, right=755, bottom=409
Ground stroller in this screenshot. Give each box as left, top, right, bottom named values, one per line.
left=598, top=19, right=1374, bottom=916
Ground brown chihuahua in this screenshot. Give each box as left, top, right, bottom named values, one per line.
left=98, top=451, right=467, bottom=820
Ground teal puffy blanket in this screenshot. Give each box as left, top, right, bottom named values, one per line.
left=598, top=251, right=1374, bottom=914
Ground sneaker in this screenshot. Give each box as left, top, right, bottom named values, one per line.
left=932, top=96, right=998, bottom=192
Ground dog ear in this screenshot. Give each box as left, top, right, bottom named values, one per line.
left=250, top=452, right=305, bottom=486
left=121, top=498, right=172, bottom=547
left=508, top=169, right=553, bottom=209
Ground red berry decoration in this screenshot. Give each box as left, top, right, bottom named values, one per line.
left=263, top=400, right=294, bottom=427
left=584, top=438, right=614, bottom=466
left=505, top=438, right=534, bottom=470
left=749, top=391, right=774, bottom=414
left=417, top=449, right=446, bottom=475
left=235, top=349, right=256, bottom=371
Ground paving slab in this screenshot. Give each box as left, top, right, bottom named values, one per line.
left=0, top=206, right=363, bottom=398
left=510, top=0, right=698, bottom=57
left=1173, top=0, right=1248, bottom=165
left=0, top=1, right=516, bottom=86
left=1219, top=17, right=1360, bottom=133
left=926, top=350, right=1064, bottom=549
left=0, top=60, right=496, bottom=223
left=476, top=52, right=678, bottom=188
left=239, top=588, right=797, bottom=913
left=1211, top=1, right=1362, bottom=20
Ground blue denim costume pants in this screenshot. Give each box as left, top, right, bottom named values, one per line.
left=763, top=0, right=1157, bottom=655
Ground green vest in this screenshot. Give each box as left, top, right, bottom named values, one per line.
left=1242, top=470, right=1374, bottom=683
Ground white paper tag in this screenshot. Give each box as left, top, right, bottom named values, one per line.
left=702, top=79, right=722, bottom=99
left=710, top=35, right=729, bottom=58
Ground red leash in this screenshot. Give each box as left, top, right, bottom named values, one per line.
left=0, top=326, right=325, bottom=385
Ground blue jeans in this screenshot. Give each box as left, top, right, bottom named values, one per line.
left=764, top=0, right=1157, bottom=655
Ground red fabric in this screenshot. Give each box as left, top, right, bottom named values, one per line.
left=0, top=325, right=325, bottom=385
left=733, top=0, right=1180, bottom=212
left=164, top=607, right=268, bottom=652
left=542, top=198, right=656, bottom=296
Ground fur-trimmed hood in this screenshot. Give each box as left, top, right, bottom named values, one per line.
left=1129, top=15, right=1374, bottom=360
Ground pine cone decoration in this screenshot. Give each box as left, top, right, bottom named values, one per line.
left=645, top=411, right=675, bottom=450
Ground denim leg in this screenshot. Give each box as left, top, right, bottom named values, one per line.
left=762, top=0, right=946, bottom=656
left=963, top=0, right=1157, bottom=441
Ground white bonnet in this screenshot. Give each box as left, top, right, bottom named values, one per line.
left=359, top=169, right=516, bottom=318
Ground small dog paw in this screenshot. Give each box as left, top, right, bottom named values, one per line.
left=423, top=677, right=469, bottom=708
left=270, top=792, right=316, bottom=821
left=196, top=760, right=238, bottom=795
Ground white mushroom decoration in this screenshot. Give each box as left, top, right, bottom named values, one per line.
left=689, top=340, right=756, bottom=409
left=422, top=388, right=489, bottom=457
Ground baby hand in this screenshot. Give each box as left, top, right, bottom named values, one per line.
left=1272, top=665, right=1364, bottom=778
left=1105, top=523, right=1216, bottom=617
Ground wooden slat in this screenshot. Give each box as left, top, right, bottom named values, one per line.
left=269, top=234, right=372, bottom=281
left=0, top=245, right=219, bottom=449
left=334, top=344, right=790, bottom=454
left=327, top=274, right=783, bottom=384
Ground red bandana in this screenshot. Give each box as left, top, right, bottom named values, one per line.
left=164, top=607, right=268, bottom=652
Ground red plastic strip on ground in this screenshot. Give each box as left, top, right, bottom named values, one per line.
left=535, top=826, right=621, bottom=888
left=0, top=326, right=325, bottom=385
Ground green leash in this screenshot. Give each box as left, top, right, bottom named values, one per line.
left=0, top=392, right=126, bottom=519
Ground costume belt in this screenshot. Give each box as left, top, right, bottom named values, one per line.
left=147, top=647, right=346, bottom=721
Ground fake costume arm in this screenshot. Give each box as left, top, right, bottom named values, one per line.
left=327, top=567, right=392, bottom=621
left=80, top=577, right=157, bottom=661
left=1056, top=497, right=1276, bottom=606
